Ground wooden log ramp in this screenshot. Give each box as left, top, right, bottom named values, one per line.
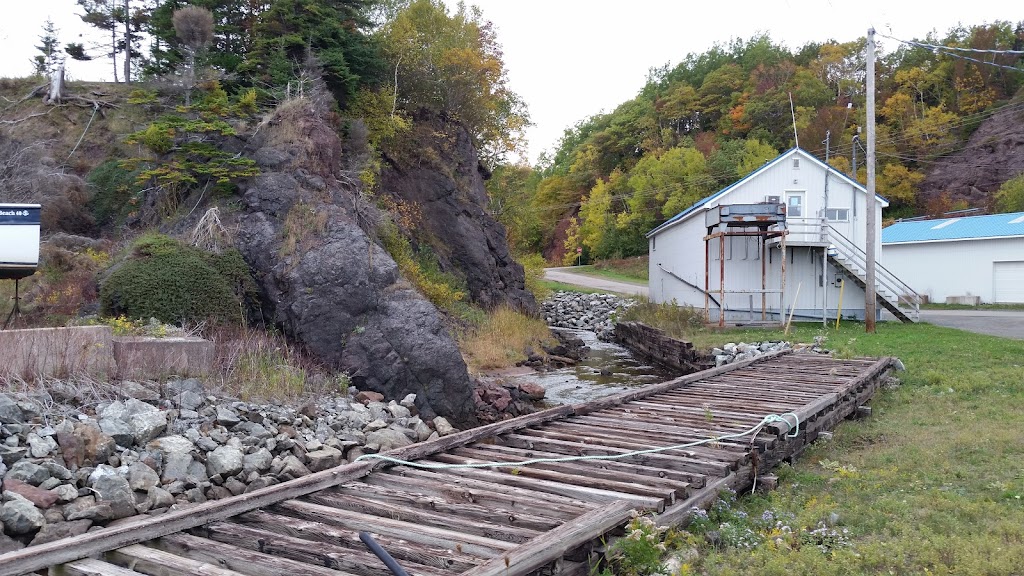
left=6, top=350, right=898, bottom=576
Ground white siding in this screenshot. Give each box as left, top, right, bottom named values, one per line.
left=648, top=149, right=882, bottom=320
left=882, top=237, right=1024, bottom=303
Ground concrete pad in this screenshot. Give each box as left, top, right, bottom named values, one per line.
left=0, top=326, right=114, bottom=379
left=113, top=336, right=215, bottom=380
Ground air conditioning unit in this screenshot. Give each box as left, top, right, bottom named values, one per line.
left=0, top=204, right=41, bottom=280
left=765, top=195, right=781, bottom=204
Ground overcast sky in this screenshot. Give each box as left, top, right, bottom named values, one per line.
left=0, top=1, right=1018, bottom=162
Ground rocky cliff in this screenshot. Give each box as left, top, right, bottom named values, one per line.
left=918, top=97, right=1024, bottom=209
left=235, top=99, right=493, bottom=427
left=379, top=111, right=536, bottom=313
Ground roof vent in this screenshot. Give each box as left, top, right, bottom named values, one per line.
left=930, top=218, right=959, bottom=230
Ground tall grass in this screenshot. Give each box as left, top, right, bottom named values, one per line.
left=459, top=306, right=555, bottom=373
left=620, top=297, right=705, bottom=340
left=208, top=325, right=348, bottom=401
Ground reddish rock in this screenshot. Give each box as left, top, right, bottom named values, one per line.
left=517, top=382, right=546, bottom=401
left=355, top=391, right=384, bottom=405
left=3, top=478, right=59, bottom=509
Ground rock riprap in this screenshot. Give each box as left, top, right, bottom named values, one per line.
left=0, top=380, right=459, bottom=547
left=541, top=291, right=635, bottom=340
left=710, top=341, right=791, bottom=366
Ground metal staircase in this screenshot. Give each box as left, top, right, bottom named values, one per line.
left=824, top=226, right=921, bottom=323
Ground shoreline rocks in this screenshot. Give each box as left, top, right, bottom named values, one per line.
left=0, top=380, right=462, bottom=548
left=541, top=291, right=635, bottom=340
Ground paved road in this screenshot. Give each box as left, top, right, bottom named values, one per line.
left=883, top=308, right=1024, bottom=340
left=543, top=267, right=649, bottom=297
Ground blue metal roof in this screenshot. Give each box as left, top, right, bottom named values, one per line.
left=882, top=211, right=1024, bottom=244
left=646, top=147, right=885, bottom=238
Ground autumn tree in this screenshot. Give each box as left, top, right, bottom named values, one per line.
left=994, top=174, right=1024, bottom=213
left=378, top=0, right=529, bottom=165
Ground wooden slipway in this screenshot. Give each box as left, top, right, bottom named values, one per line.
left=5, top=350, right=897, bottom=576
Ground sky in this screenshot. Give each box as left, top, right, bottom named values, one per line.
left=0, top=0, right=1018, bottom=163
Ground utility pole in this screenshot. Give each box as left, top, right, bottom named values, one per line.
left=822, top=130, right=830, bottom=327
left=865, top=28, right=877, bottom=333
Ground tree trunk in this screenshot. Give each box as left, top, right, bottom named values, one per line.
left=123, top=0, right=131, bottom=83
left=45, top=64, right=66, bottom=105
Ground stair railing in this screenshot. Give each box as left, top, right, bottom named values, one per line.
left=824, top=225, right=921, bottom=320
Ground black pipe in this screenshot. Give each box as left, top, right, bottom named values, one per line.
left=359, top=531, right=410, bottom=576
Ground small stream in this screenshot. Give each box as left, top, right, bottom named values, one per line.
left=512, top=328, right=680, bottom=405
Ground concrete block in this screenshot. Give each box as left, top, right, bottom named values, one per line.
left=945, top=295, right=980, bottom=306
left=0, top=326, right=114, bottom=380
left=112, top=336, right=214, bottom=380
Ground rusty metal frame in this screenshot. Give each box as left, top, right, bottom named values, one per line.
left=704, top=225, right=788, bottom=327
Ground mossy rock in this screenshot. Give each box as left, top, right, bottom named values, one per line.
left=100, top=233, right=258, bottom=325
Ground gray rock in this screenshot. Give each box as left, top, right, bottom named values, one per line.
left=128, top=462, right=160, bottom=492
left=196, top=437, right=219, bottom=452
left=215, top=406, right=241, bottom=427
left=162, top=452, right=194, bottom=484
left=120, top=381, right=160, bottom=402
left=88, top=465, right=136, bottom=519
left=387, top=402, right=411, bottom=419
left=399, top=394, right=417, bottom=408
left=410, top=418, right=433, bottom=442
left=275, top=455, right=310, bottom=480
left=41, top=461, right=72, bottom=481
left=0, top=395, right=23, bottom=424
left=0, top=532, right=24, bottom=554
left=364, top=428, right=413, bottom=453
left=0, top=494, right=45, bottom=534
left=223, top=477, right=247, bottom=496
left=37, top=477, right=62, bottom=491
left=148, top=435, right=194, bottom=454
left=98, top=417, right=135, bottom=448
left=50, top=484, right=79, bottom=503
left=67, top=502, right=114, bottom=522
left=31, top=519, right=92, bottom=545
left=130, top=410, right=167, bottom=445
left=306, top=446, right=343, bottom=472
left=7, top=461, right=50, bottom=485
left=234, top=422, right=272, bottom=440
left=0, top=445, right=27, bottom=467
left=206, top=446, right=244, bottom=477
left=147, top=486, right=175, bottom=509
left=27, top=433, right=57, bottom=458
left=243, top=448, right=272, bottom=473
left=432, top=417, right=456, bottom=436
left=364, top=419, right=388, bottom=432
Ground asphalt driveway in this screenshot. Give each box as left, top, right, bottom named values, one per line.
left=885, top=308, right=1024, bottom=340
left=543, top=267, right=649, bottom=297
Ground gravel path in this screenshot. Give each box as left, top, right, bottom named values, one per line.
left=543, top=267, right=649, bottom=297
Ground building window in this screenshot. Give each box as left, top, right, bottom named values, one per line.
left=651, top=235, right=656, bottom=251
left=826, top=208, right=850, bottom=222
left=786, top=194, right=803, bottom=217
left=792, top=158, right=800, bottom=169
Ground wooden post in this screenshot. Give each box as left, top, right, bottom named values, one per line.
left=865, top=27, right=878, bottom=333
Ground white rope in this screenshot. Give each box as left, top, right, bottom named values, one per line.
left=355, top=412, right=800, bottom=470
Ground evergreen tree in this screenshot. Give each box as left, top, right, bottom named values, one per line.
left=75, top=0, right=148, bottom=82
left=31, top=19, right=62, bottom=77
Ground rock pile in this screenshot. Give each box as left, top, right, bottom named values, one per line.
left=0, top=381, right=458, bottom=550
left=710, top=342, right=791, bottom=367
left=542, top=291, right=635, bottom=340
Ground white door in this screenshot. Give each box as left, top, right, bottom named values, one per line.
left=994, top=261, right=1024, bottom=303
left=785, top=191, right=811, bottom=241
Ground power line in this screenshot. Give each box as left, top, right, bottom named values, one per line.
left=877, top=33, right=1024, bottom=55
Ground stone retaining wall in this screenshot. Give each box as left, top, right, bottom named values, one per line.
left=0, top=326, right=113, bottom=380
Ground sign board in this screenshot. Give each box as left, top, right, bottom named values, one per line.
left=0, top=203, right=41, bottom=280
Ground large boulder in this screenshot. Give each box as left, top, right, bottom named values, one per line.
left=235, top=99, right=478, bottom=427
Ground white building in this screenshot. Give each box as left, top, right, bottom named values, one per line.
left=882, top=212, right=1024, bottom=304
left=647, top=147, right=919, bottom=323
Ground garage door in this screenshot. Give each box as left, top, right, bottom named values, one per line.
left=994, top=261, right=1024, bottom=303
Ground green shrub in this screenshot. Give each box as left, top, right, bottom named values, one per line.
left=518, top=252, right=550, bottom=301
left=378, top=222, right=465, bottom=311
left=100, top=234, right=258, bottom=325
left=87, top=160, right=144, bottom=226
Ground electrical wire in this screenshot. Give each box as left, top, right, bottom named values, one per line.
left=877, top=33, right=1024, bottom=55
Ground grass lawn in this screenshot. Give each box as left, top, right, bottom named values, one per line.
left=664, top=321, right=1024, bottom=574
left=922, top=302, right=1024, bottom=311
left=576, top=256, right=650, bottom=284
left=538, top=280, right=608, bottom=295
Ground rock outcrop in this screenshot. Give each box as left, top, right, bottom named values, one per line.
left=379, top=111, right=536, bottom=313
left=235, top=98, right=477, bottom=426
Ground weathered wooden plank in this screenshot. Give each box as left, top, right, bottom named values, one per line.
left=150, top=533, right=357, bottom=576
left=273, top=500, right=516, bottom=557
left=428, top=452, right=680, bottom=503
left=367, top=468, right=594, bottom=520
left=52, top=559, right=146, bottom=576
left=232, top=510, right=483, bottom=571
left=326, top=482, right=564, bottom=531
left=0, top=462, right=375, bottom=576
left=304, top=491, right=542, bottom=543
left=196, top=521, right=452, bottom=576
left=460, top=501, right=636, bottom=576
left=461, top=443, right=705, bottom=487
left=106, top=545, right=251, bottom=576
left=416, top=458, right=665, bottom=511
